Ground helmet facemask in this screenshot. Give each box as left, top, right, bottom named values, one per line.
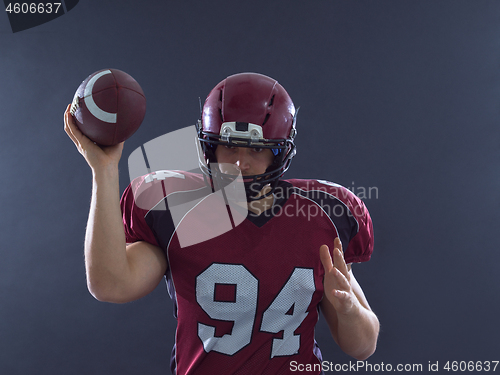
left=196, top=120, right=296, bottom=201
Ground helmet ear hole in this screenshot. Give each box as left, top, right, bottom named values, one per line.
left=218, top=89, right=224, bottom=122
left=262, top=95, right=275, bottom=126
left=262, top=113, right=270, bottom=126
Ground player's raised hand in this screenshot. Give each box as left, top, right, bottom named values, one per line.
left=319, top=238, right=359, bottom=316
left=64, top=104, right=124, bottom=170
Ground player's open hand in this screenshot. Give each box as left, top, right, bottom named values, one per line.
left=64, top=104, right=124, bottom=170
left=319, top=238, right=358, bottom=316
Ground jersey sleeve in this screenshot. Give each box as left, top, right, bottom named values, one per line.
left=120, top=177, right=160, bottom=247
left=313, top=179, right=374, bottom=264
left=343, top=192, right=374, bottom=264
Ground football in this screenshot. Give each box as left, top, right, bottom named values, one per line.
left=70, top=68, right=146, bottom=146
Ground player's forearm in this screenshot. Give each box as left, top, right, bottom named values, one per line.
left=84, top=165, right=130, bottom=302
left=335, top=302, right=379, bottom=360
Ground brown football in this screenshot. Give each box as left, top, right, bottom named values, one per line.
left=70, top=68, right=146, bottom=146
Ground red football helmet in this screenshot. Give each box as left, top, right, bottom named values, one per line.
left=197, top=72, right=297, bottom=199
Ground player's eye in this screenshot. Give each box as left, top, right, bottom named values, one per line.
left=253, top=147, right=263, bottom=153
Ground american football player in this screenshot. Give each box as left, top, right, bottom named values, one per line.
left=64, top=72, right=379, bottom=375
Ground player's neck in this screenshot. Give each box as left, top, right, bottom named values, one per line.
left=246, top=185, right=274, bottom=215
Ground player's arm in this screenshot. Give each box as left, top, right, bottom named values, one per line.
left=319, top=238, right=380, bottom=360
left=64, top=105, right=167, bottom=303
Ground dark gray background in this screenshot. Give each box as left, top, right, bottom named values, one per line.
left=1, top=1, right=499, bottom=374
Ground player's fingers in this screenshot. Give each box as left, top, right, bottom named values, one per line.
left=63, top=104, right=72, bottom=132
left=333, top=238, right=350, bottom=277
left=334, top=237, right=343, bottom=254
left=319, top=244, right=334, bottom=273
left=64, top=105, right=79, bottom=139
left=64, top=105, right=82, bottom=139
left=332, top=266, right=351, bottom=291
left=64, top=111, right=81, bottom=149
left=64, top=104, right=95, bottom=154
left=333, top=247, right=349, bottom=280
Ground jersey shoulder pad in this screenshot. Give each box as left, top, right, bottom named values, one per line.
left=120, top=170, right=205, bottom=245
left=284, top=178, right=374, bottom=263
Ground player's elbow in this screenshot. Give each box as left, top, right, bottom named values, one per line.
left=86, top=278, right=129, bottom=304
left=339, top=338, right=377, bottom=361
left=351, top=343, right=377, bottom=361
left=87, top=279, right=112, bottom=302
left=339, top=315, right=379, bottom=361
left=347, top=324, right=379, bottom=360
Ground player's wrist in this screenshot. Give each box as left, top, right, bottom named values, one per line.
left=91, top=162, right=120, bottom=182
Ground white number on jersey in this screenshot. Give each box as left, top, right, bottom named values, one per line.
left=196, top=264, right=316, bottom=357
left=196, top=264, right=258, bottom=355
left=260, top=268, right=315, bottom=358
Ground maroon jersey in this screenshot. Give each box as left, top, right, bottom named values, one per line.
left=121, top=171, right=374, bottom=375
